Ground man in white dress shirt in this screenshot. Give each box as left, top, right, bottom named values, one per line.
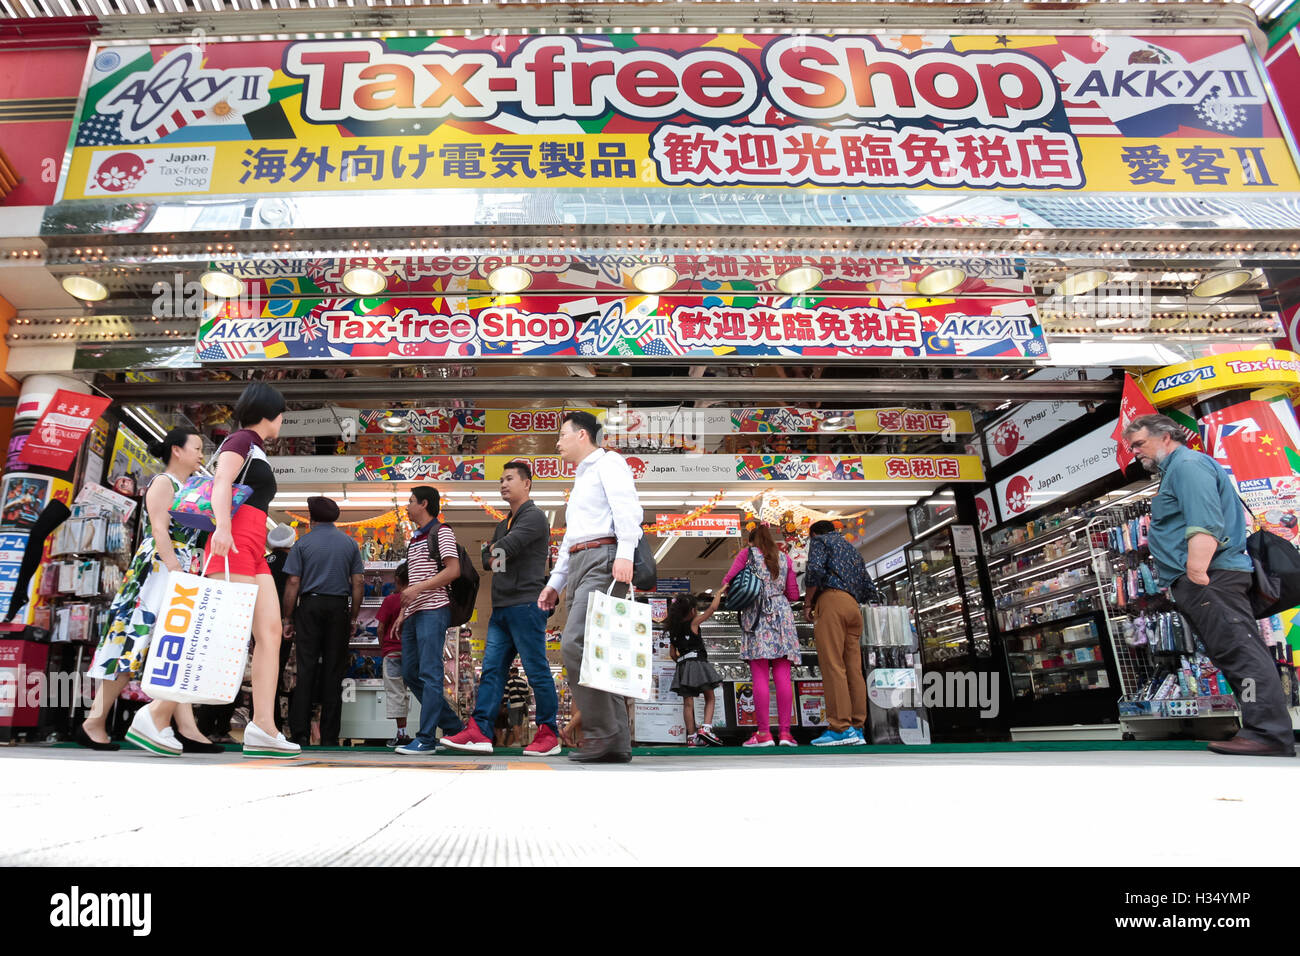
left=538, top=410, right=644, bottom=763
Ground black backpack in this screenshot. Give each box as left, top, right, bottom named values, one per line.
left=433, top=523, right=480, bottom=628
left=1245, top=525, right=1300, bottom=618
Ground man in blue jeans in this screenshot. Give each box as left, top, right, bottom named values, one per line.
left=395, top=485, right=466, bottom=754
left=442, top=460, right=561, bottom=756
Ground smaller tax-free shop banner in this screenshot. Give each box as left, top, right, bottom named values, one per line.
left=197, top=294, right=1045, bottom=362
left=59, top=32, right=1300, bottom=201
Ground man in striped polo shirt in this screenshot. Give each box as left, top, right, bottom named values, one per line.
left=395, top=486, right=467, bottom=755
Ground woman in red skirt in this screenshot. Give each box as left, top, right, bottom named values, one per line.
left=129, top=382, right=299, bottom=758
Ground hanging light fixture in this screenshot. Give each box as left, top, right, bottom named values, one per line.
left=342, top=267, right=387, bottom=295
left=61, top=275, right=108, bottom=301
left=1192, top=269, right=1253, bottom=298
left=487, top=265, right=532, bottom=294
left=775, top=266, right=823, bottom=295
left=1055, top=269, right=1110, bottom=297
left=916, top=267, right=967, bottom=296
left=631, top=265, right=678, bottom=293
left=200, top=270, right=244, bottom=298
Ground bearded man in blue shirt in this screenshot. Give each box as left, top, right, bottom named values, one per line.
left=1124, top=414, right=1294, bottom=757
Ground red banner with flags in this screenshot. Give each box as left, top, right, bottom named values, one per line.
left=1114, top=374, right=1157, bottom=473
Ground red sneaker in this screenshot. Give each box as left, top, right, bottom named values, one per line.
left=523, top=725, right=561, bottom=757
left=441, top=723, right=493, bottom=754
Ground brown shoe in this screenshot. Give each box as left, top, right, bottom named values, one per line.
left=1207, top=736, right=1296, bottom=757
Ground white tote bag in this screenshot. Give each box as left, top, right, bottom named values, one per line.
left=140, top=556, right=258, bottom=704
left=580, top=582, right=653, bottom=701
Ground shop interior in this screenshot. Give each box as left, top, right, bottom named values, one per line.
left=3, top=228, right=1300, bottom=746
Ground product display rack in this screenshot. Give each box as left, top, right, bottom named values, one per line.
left=1085, top=483, right=1248, bottom=739
left=985, top=502, right=1120, bottom=729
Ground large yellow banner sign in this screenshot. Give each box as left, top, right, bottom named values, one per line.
left=59, top=32, right=1300, bottom=200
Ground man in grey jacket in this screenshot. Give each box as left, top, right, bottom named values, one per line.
left=442, top=460, right=560, bottom=756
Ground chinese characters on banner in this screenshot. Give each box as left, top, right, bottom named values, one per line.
left=22, top=391, right=113, bottom=471
left=59, top=34, right=1300, bottom=201
left=197, top=295, right=1045, bottom=363
left=346, top=454, right=986, bottom=483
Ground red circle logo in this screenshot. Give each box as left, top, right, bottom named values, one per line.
left=976, top=496, right=992, bottom=531
left=92, top=153, right=148, bottom=192
left=1004, top=475, right=1033, bottom=515
left=992, top=420, right=1022, bottom=459
left=624, top=456, right=646, bottom=479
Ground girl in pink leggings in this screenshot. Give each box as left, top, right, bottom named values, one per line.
left=720, top=524, right=801, bottom=747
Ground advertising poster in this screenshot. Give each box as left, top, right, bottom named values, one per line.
left=108, top=426, right=153, bottom=490
left=0, top=475, right=50, bottom=531
left=655, top=515, right=740, bottom=538
left=1201, top=393, right=1300, bottom=543
left=732, top=679, right=781, bottom=727
left=797, top=680, right=827, bottom=727
left=62, top=34, right=1300, bottom=202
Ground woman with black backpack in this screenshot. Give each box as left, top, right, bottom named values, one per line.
left=719, top=524, right=801, bottom=748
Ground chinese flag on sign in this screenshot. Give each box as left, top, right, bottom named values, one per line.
left=1113, top=374, right=1157, bottom=473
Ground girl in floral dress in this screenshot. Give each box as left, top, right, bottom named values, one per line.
left=78, top=427, right=218, bottom=753
left=720, top=524, right=801, bottom=748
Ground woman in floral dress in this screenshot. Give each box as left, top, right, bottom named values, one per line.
left=78, top=426, right=219, bottom=752
left=719, top=523, right=802, bottom=748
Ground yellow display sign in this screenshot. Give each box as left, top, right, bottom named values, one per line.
left=853, top=409, right=974, bottom=435
left=859, top=455, right=985, bottom=482
left=58, top=34, right=1300, bottom=202
left=1141, top=350, right=1300, bottom=406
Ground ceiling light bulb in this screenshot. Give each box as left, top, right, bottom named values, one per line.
left=342, top=267, right=387, bottom=296
left=487, top=265, right=532, bottom=294
left=1055, top=269, right=1110, bottom=297
left=200, top=270, right=244, bottom=298
left=916, top=267, right=967, bottom=296
left=381, top=414, right=407, bottom=433
left=775, top=266, right=823, bottom=295
left=631, top=265, right=677, bottom=293
left=61, top=275, right=108, bottom=302
left=1192, top=269, right=1253, bottom=298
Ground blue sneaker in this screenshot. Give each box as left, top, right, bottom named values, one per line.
left=395, top=739, right=444, bottom=755
left=811, top=729, right=855, bottom=747
left=846, top=726, right=867, bottom=746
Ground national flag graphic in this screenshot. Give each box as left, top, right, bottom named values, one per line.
left=1113, top=374, right=1157, bottom=472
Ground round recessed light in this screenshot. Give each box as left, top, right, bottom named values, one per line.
left=916, top=267, right=967, bottom=296
left=632, top=265, right=678, bottom=294
left=487, top=265, right=532, bottom=294
left=1192, top=269, right=1253, bottom=298
left=61, top=275, right=108, bottom=302
left=819, top=415, right=850, bottom=432
left=200, top=270, right=244, bottom=298
left=775, top=266, right=823, bottom=295
left=604, top=410, right=625, bottom=426
left=342, top=267, right=387, bottom=296
left=1055, top=269, right=1110, bottom=297
left=381, top=413, right=407, bottom=433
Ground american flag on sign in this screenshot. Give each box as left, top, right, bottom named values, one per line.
left=197, top=340, right=250, bottom=361
left=149, top=107, right=208, bottom=142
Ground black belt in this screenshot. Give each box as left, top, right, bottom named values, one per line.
left=302, top=592, right=348, bottom=600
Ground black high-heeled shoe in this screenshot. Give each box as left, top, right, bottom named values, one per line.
left=74, top=725, right=120, bottom=751
left=175, top=733, right=226, bottom=754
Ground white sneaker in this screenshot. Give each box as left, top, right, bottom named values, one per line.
left=242, top=722, right=301, bottom=759
left=125, top=707, right=182, bottom=757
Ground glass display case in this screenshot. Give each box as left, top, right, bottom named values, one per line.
left=984, top=502, right=1121, bottom=726
left=908, top=526, right=990, bottom=667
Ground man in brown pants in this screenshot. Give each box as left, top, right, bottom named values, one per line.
left=804, top=521, right=876, bottom=746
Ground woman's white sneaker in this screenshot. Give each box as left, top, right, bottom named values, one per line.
left=125, top=707, right=182, bottom=757
left=242, top=722, right=301, bottom=759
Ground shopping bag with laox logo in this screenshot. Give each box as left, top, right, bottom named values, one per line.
left=580, top=582, right=653, bottom=701
left=140, top=556, right=257, bottom=704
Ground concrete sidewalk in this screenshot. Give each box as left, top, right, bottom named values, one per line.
left=0, top=746, right=1293, bottom=866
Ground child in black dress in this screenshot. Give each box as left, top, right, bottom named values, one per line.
left=666, top=593, right=724, bottom=747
